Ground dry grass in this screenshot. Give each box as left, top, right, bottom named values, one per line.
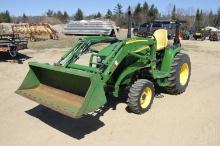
left=28, top=35, right=83, bottom=50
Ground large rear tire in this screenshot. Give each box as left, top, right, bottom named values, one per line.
left=165, top=53, right=191, bottom=94
left=128, top=79, right=155, bottom=114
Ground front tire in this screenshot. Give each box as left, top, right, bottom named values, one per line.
left=128, top=79, right=155, bottom=114
left=165, top=53, right=191, bottom=94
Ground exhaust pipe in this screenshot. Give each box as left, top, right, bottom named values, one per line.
left=127, top=8, right=132, bottom=38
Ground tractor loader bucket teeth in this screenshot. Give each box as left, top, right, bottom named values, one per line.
left=15, top=62, right=107, bottom=118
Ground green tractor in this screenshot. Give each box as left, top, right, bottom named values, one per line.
left=16, top=12, right=191, bottom=118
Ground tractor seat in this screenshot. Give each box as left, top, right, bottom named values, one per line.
left=153, top=29, right=168, bottom=51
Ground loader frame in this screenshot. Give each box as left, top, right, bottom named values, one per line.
left=53, top=35, right=180, bottom=97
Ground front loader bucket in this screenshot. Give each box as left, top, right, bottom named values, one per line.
left=15, top=62, right=107, bottom=118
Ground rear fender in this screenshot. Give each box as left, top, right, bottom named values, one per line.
left=156, top=47, right=181, bottom=86
left=160, top=47, right=181, bottom=73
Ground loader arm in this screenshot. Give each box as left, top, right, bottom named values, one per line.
left=57, top=36, right=118, bottom=67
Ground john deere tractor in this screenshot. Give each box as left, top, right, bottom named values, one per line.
left=16, top=11, right=191, bottom=118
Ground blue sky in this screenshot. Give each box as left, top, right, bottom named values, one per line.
left=0, top=0, right=219, bottom=16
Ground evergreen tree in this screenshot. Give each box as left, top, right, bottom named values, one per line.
left=215, top=7, right=220, bottom=27
left=200, top=10, right=203, bottom=25
left=0, top=10, right=11, bottom=23
left=96, top=12, right=102, bottom=18
left=56, top=11, right=63, bottom=20
left=22, top=13, right=28, bottom=23
left=5, top=10, right=11, bottom=22
left=171, top=5, right=176, bottom=20
left=63, top=11, right=69, bottom=22
left=74, top=8, right=84, bottom=20
left=133, top=3, right=142, bottom=24
left=114, top=3, right=123, bottom=15
left=113, top=3, right=123, bottom=26
left=46, top=9, right=54, bottom=17
left=208, top=11, right=215, bottom=26
left=194, top=9, right=203, bottom=31
left=142, top=1, right=149, bottom=22
left=53, top=11, right=57, bottom=17
left=94, top=12, right=102, bottom=19
left=148, top=4, right=158, bottom=21
left=0, top=14, right=3, bottom=23
left=195, top=9, right=200, bottom=31
left=105, top=9, right=113, bottom=19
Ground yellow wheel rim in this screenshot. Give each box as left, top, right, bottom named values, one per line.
left=140, top=87, right=152, bottom=109
left=179, top=63, right=189, bottom=86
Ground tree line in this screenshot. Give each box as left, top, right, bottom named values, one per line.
left=72, top=2, right=220, bottom=31
left=46, top=10, right=69, bottom=22
left=0, top=2, right=220, bottom=31
left=194, top=8, right=220, bottom=31
left=73, top=2, right=159, bottom=27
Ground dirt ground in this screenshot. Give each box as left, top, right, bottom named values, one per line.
left=0, top=35, right=220, bottom=146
